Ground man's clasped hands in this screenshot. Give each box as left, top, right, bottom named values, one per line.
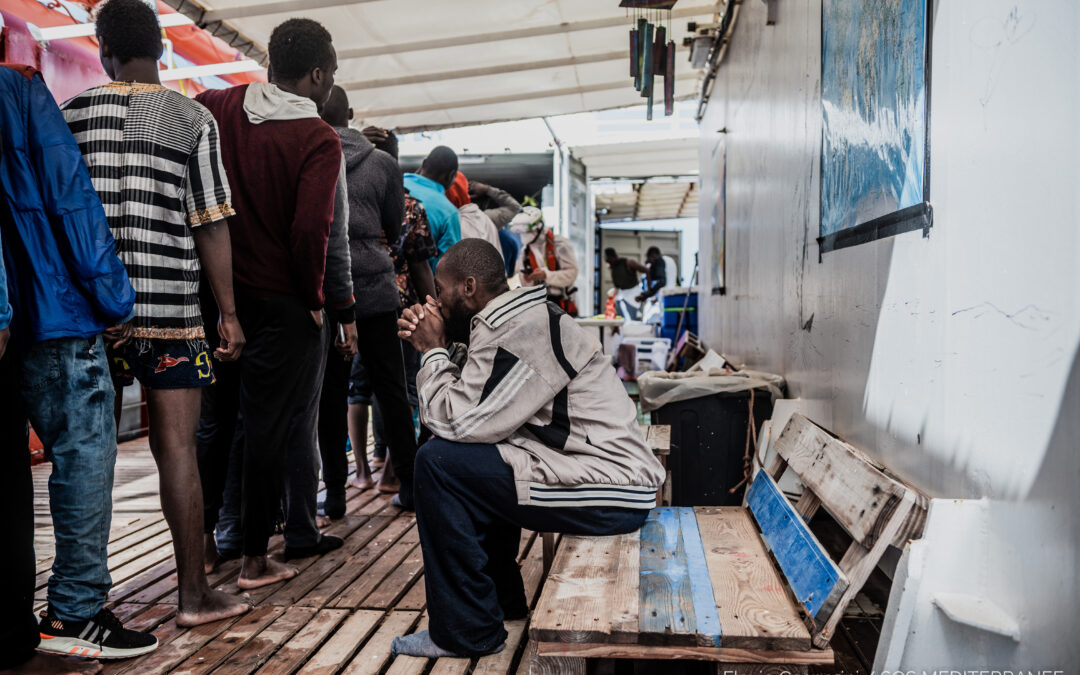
left=397, top=296, right=447, bottom=354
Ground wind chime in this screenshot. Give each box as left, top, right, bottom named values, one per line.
left=621, top=0, right=677, bottom=120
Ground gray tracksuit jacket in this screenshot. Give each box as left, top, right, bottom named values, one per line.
left=416, top=285, right=665, bottom=508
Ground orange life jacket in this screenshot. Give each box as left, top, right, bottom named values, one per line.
left=526, top=230, right=578, bottom=316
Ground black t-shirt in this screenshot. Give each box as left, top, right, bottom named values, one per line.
left=610, top=259, right=640, bottom=290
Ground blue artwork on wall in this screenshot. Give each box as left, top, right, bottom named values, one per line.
left=820, top=0, right=930, bottom=244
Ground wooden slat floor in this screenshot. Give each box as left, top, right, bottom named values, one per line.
left=32, top=439, right=882, bottom=675
left=31, top=439, right=547, bottom=675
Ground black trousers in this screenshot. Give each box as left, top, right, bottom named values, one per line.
left=319, top=311, right=416, bottom=503
left=317, top=315, right=351, bottom=497
left=196, top=279, right=241, bottom=534
left=196, top=357, right=240, bottom=534
left=0, top=347, right=37, bottom=668
left=236, top=295, right=324, bottom=556
left=414, top=438, right=649, bottom=655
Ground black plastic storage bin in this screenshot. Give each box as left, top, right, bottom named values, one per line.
left=652, top=388, right=773, bottom=506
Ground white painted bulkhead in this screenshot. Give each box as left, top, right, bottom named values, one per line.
left=696, top=0, right=1078, bottom=667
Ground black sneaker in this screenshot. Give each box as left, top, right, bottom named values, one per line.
left=38, top=607, right=158, bottom=659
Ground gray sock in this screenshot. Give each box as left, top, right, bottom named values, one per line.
left=391, top=630, right=460, bottom=659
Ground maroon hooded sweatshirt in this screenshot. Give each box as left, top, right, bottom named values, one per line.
left=196, top=84, right=341, bottom=310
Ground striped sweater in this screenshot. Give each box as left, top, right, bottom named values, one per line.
left=417, top=285, right=665, bottom=508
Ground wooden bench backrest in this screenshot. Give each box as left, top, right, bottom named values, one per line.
left=747, top=414, right=928, bottom=649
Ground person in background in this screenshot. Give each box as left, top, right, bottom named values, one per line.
left=197, top=161, right=356, bottom=563
left=404, top=146, right=461, bottom=273
left=469, top=181, right=521, bottom=230
left=390, top=240, right=663, bottom=659
left=446, top=171, right=502, bottom=260
left=636, top=246, right=667, bottom=303
left=61, top=0, right=251, bottom=629
left=511, top=206, right=580, bottom=316
left=317, top=86, right=417, bottom=513
left=0, top=62, right=153, bottom=662
left=469, top=181, right=521, bottom=278
left=195, top=17, right=341, bottom=589
left=604, top=247, right=648, bottom=320
left=349, top=131, right=438, bottom=493
left=276, top=86, right=358, bottom=554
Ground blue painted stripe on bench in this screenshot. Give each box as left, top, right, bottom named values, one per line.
left=638, top=507, right=722, bottom=644
left=678, top=507, right=722, bottom=645
left=746, top=473, right=843, bottom=618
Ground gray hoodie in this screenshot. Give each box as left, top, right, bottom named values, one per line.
left=336, top=127, right=404, bottom=318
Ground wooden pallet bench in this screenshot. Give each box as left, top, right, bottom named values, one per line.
left=528, top=414, right=928, bottom=673
left=540, top=424, right=671, bottom=575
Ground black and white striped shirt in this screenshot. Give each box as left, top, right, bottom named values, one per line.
left=62, top=81, right=233, bottom=343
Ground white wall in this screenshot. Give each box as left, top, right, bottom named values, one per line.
left=697, top=0, right=1078, bottom=667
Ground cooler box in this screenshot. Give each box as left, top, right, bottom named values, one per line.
left=660, top=287, right=698, bottom=342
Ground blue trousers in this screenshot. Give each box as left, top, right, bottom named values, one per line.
left=20, top=336, right=116, bottom=622
left=414, top=438, right=648, bottom=655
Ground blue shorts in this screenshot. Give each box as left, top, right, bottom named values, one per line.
left=109, top=339, right=216, bottom=389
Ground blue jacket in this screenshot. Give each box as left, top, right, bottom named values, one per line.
left=0, top=65, right=134, bottom=344
left=403, top=173, right=461, bottom=273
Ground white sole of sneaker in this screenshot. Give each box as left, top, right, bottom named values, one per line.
left=38, top=634, right=159, bottom=660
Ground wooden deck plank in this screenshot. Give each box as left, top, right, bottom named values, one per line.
left=430, top=657, right=472, bottom=674
left=535, top=641, right=835, bottom=665
left=637, top=508, right=720, bottom=647
left=341, top=610, right=421, bottom=675
left=299, top=516, right=414, bottom=608
left=608, top=531, right=640, bottom=643
left=773, top=415, right=913, bottom=548
left=643, top=424, right=671, bottom=455
left=253, top=608, right=349, bottom=675
left=474, top=619, right=528, bottom=675
left=213, top=606, right=318, bottom=674
left=260, top=514, right=375, bottom=606
left=384, top=613, right=430, bottom=675
left=363, top=539, right=425, bottom=609
left=396, top=573, right=427, bottom=611
left=332, top=526, right=421, bottom=609
left=746, top=472, right=847, bottom=620
left=529, top=535, right=621, bottom=643
left=695, top=506, right=810, bottom=651
left=111, top=614, right=243, bottom=675
left=171, top=606, right=285, bottom=675
left=297, top=609, right=384, bottom=675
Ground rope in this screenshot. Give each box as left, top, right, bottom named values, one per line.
left=728, top=387, right=759, bottom=494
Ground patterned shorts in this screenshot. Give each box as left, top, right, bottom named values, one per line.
left=108, top=339, right=216, bottom=389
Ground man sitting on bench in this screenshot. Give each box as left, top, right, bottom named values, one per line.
left=391, top=239, right=665, bottom=659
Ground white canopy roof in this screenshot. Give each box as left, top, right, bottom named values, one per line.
left=189, top=0, right=721, bottom=131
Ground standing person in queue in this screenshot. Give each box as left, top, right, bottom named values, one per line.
left=195, top=17, right=342, bottom=588
left=317, top=86, right=418, bottom=513
left=390, top=240, right=663, bottom=658
left=60, top=0, right=250, bottom=630
left=446, top=171, right=502, bottom=260
left=1, top=61, right=149, bottom=666
left=512, top=206, right=580, bottom=316
left=404, top=146, right=461, bottom=273
left=469, top=180, right=522, bottom=278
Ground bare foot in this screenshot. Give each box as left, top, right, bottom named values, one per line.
left=203, top=533, right=220, bottom=575
left=237, top=555, right=298, bottom=590
left=348, top=475, right=375, bottom=490
left=377, top=477, right=400, bottom=494
left=176, top=588, right=252, bottom=627
left=316, top=514, right=332, bottom=528
left=2, top=653, right=101, bottom=674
